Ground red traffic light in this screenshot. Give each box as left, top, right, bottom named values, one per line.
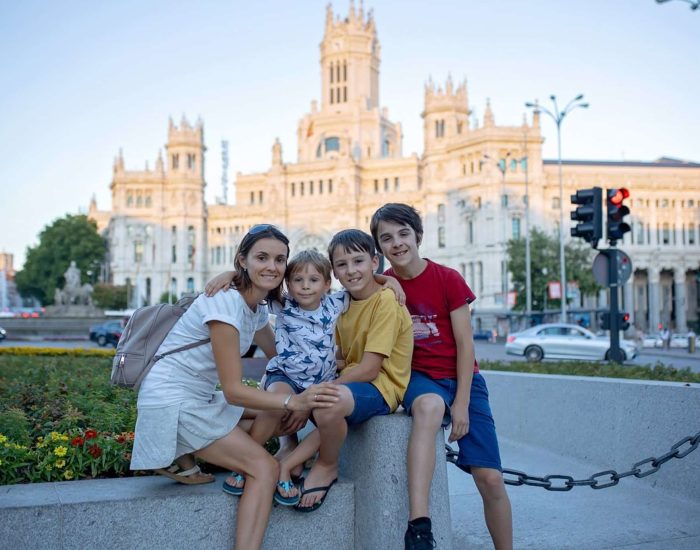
left=609, top=188, right=629, bottom=205
left=622, top=313, right=630, bottom=322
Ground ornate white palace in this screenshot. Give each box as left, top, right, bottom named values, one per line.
left=89, top=2, right=700, bottom=333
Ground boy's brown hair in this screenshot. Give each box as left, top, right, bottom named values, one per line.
left=286, top=249, right=332, bottom=282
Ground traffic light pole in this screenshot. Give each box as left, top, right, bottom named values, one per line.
left=606, top=246, right=625, bottom=363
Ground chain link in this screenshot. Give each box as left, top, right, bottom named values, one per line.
left=445, top=430, right=700, bottom=491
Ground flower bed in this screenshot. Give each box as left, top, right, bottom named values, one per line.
left=0, top=352, right=136, bottom=485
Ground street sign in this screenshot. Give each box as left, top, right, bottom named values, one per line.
left=592, top=250, right=633, bottom=286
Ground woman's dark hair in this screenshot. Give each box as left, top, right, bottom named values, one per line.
left=286, top=249, right=332, bottom=282
left=328, top=229, right=376, bottom=264
left=369, top=203, right=424, bottom=249
left=232, top=224, right=289, bottom=304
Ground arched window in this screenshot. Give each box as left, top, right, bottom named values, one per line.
left=126, top=193, right=133, bottom=207
left=330, top=62, right=334, bottom=84
left=187, top=277, right=194, bottom=293
left=172, top=154, right=179, bottom=170
left=145, top=195, right=152, bottom=208
left=343, top=60, right=347, bottom=81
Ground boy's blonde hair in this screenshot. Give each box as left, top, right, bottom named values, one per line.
left=286, top=249, right=332, bottom=282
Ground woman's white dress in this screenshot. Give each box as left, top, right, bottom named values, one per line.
left=130, top=289, right=268, bottom=470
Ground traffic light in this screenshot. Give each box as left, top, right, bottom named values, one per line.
left=607, top=188, right=631, bottom=242
left=570, top=187, right=603, bottom=246
left=619, top=312, right=630, bottom=331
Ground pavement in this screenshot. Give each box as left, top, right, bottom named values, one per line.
left=449, top=437, right=700, bottom=549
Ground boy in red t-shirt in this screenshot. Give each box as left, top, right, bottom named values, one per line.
left=370, top=203, right=512, bottom=550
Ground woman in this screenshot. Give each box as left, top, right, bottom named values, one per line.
left=130, top=224, right=340, bottom=550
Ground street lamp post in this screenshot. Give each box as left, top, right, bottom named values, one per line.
left=484, top=153, right=511, bottom=310
left=526, top=95, right=589, bottom=323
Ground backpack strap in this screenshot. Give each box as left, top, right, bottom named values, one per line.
left=153, top=337, right=212, bottom=362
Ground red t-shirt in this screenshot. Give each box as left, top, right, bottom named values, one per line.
left=386, top=259, right=479, bottom=379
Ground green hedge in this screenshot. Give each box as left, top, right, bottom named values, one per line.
left=479, top=360, right=700, bottom=383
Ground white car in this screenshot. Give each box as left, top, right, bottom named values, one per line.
left=505, top=323, right=638, bottom=362
left=641, top=334, right=663, bottom=348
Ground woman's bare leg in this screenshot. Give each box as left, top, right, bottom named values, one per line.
left=196, top=427, right=278, bottom=550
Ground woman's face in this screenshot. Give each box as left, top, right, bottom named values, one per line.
left=239, top=237, right=288, bottom=292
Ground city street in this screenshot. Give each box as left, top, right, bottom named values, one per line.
left=4, top=338, right=699, bottom=373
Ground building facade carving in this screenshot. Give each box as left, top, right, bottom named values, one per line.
left=89, top=3, right=700, bottom=333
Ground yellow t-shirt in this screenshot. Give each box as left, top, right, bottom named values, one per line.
left=335, top=288, right=413, bottom=411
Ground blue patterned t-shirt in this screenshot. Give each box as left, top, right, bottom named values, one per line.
left=266, top=290, right=350, bottom=388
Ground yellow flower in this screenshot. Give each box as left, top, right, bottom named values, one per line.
left=55, top=459, right=66, bottom=468
left=64, top=470, right=74, bottom=480
left=54, top=446, right=68, bottom=457
left=0, top=434, right=7, bottom=443
left=50, top=432, right=61, bottom=440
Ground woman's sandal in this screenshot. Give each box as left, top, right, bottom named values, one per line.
left=294, top=478, right=337, bottom=513
left=274, top=479, right=301, bottom=506
left=155, top=464, right=214, bottom=485
left=222, top=472, right=246, bottom=496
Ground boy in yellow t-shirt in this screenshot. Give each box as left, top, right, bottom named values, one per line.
left=288, top=229, right=413, bottom=512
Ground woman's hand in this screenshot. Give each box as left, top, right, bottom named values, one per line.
left=289, top=383, right=341, bottom=411
left=382, top=276, right=406, bottom=306
left=204, top=271, right=235, bottom=296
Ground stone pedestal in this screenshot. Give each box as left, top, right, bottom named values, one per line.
left=339, top=412, right=453, bottom=550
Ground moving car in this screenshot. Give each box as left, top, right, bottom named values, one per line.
left=0, top=326, right=6, bottom=341
left=505, top=323, right=638, bottom=362
left=89, top=320, right=124, bottom=347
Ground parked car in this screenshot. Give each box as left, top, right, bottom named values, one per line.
left=89, top=320, right=124, bottom=347
left=505, top=323, right=638, bottom=362
left=0, top=325, right=6, bottom=341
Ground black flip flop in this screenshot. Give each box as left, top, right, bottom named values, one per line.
left=294, top=478, right=338, bottom=513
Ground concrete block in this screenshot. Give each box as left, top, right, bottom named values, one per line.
left=482, top=371, right=700, bottom=502
left=340, top=412, right=453, bottom=550
left=0, top=474, right=354, bottom=550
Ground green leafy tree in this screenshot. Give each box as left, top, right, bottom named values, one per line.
left=92, top=284, right=127, bottom=310
left=506, top=227, right=600, bottom=311
left=158, top=291, right=178, bottom=304
left=15, top=215, right=106, bottom=305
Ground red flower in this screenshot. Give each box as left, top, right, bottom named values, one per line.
left=71, top=436, right=85, bottom=447
left=115, top=435, right=126, bottom=443
left=88, top=444, right=102, bottom=458
left=85, top=430, right=98, bottom=440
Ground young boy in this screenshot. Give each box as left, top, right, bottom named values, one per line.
left=293, top=228, right=414, bottom=511
left=370, top=203, right=512, bottom=550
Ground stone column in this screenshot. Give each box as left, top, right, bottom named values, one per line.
left=674, top=268, right=688, bottom=333
left=648, top=266, right=661, bottom=333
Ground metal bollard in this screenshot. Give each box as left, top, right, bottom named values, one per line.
left=689, top=335, right=696, bottom=354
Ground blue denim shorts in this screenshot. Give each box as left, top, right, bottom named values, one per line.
left=344, top=382, right=390, bottom=426
left=403, top=370, right=502, bottom=473
left=263, top=371, right=306, bottom=394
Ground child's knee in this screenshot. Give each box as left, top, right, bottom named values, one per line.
left=411, top=393, right=445, bottom=422
left=473, top=468, right=506, bottom=496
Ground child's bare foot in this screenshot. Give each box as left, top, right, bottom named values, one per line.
left=296, top=461, right=338, bottom=510
left=274, top=462, right=300, bottom=505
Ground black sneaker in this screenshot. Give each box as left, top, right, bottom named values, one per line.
left=405, top=523, right=436, bottom=550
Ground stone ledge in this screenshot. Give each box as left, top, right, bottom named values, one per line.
left=0, top=474, right=354, bottom=550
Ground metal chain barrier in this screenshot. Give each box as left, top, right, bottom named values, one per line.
left=445, top=430, right=700, bottom=491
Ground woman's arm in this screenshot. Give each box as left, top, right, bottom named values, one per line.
left=204, top=271, right=236, bottom=296
left=209, top=321, right=339, bottom=411
left=448, top=304, right=475, bottom=443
